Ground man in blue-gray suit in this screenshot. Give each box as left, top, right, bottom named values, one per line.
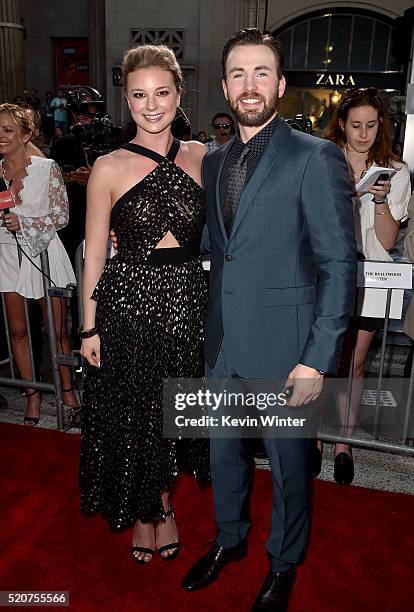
left=182, top=29, right=357, bottom=611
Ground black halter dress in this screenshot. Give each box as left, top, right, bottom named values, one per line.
left=79, top=140, right=209, bottom=528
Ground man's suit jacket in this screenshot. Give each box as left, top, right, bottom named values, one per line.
left=202, top=119, right=357, bottom=378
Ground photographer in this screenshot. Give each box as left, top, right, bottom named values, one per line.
left=52, top=88, right=119, bottom=346
left=50, top=90, right=68, bottom=134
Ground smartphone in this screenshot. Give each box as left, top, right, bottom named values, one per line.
left=374, top=173, right=389, bottom=186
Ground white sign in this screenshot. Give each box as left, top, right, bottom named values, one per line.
left=357, top=261, right=412, bottom=289
left=0, top=226, right=27, bottom=246
left=356, top=261, right=412, bottom=319
left=357, top=287, right=404, bottom=319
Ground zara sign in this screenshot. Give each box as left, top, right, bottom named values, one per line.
left=315, top=73, right=356, bottom=86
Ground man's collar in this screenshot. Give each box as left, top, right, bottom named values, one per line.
left=234, top=114, right=281, bottom=146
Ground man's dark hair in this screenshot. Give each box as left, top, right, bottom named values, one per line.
left=222, top=28, right=284, bottom=80
left=211, top=112, right=234, bottom=127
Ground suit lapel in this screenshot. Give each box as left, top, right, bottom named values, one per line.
left=214, top=140, right=233, bottom=243
left=229, top=120, right=291, bottom=244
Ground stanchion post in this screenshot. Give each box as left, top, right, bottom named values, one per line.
left=1, top=294, right=15, bottom=378
left=373, top=289, right=392, bottom=439
left=75, top=242, right=84, bottom=329
left=40, top=250, right=65, bottom=431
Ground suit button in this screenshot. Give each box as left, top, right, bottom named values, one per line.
left=225, top=255, right=232, bottom=262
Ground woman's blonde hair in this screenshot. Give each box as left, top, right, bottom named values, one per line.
left=0, top=103, right=35, bottom=140
left=122, top=44, right=183, bottom=93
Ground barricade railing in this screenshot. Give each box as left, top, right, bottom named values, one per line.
left=0, top=247, right=78, bottom=431
left=75, top=243, right=414, bottom=455
left=318, top=259, right=414, bottom=456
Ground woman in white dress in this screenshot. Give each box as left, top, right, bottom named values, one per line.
left=0, top=103, right=78, bottom=425
left=316, top=88, right=411, bottom=484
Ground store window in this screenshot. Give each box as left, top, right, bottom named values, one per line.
left=274, top=8, right=404, bottom=142
left=277, top=11, right=399, bottom=73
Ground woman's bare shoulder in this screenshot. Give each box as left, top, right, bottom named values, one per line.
left=90, top=149, right=129, bottom=176
left=181, top=140, right=207, bottom=161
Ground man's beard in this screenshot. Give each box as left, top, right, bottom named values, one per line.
left=229, top=90, right=279, bottom=127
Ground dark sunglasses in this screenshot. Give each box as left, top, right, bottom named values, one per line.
left=213, top=122, right=231, bottom=129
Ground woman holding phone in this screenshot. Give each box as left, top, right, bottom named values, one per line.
left=314, top=88, right=411, bottom=484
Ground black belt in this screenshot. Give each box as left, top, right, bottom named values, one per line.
left=146, top=246, right=199, bottom=266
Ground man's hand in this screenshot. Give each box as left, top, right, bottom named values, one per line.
left=109, top=229, right=118, bottom=255
left=285, top=363, right=323, bottom=407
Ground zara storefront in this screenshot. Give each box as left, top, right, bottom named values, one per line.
left=273, top=7, right=406, bottom=143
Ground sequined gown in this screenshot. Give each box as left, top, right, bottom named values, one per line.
left=79, top=140, right=209, bottom=529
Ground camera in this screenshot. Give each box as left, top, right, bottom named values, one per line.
left=66, top=86, right=121, bottom=165
left=284, top=114, right=313, bottom=134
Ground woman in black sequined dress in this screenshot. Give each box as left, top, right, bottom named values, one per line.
left=79, top=45, right=209, bottom=563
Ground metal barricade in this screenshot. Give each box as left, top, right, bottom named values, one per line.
left=74, top=243, right=414, bottom=455
left=0, top=249, right=78, bottom=431
left=318, top=260, right=414, bottom=456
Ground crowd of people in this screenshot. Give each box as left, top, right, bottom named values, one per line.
left=1, top=26, right=414, bottom=611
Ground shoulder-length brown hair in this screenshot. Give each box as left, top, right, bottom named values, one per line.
left=323, top=88, right=400, bottom=168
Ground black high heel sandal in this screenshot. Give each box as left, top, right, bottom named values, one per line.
left=24, top=390, right=41, bottom=426
left=62, top=386, right=80, bottom=407
left=62, top=386, right=81, bottom=427
left=131, top=521, right=156, bottom=564
left=157, top=506, right=180, bottom=561
left=131, top=545, right=156, bottom=564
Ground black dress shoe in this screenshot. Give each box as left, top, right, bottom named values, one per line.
left=182, top=540, right=247, bottom=592
left=252, top=568, right=296, bottom=611
left=309, top=445, right=322, bottom=478
left=334, top=452, right=354, bottom=485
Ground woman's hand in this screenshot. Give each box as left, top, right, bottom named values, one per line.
left=81, top=334, right=101, bottom=368
left=367, top=179, right=391, bottom=202
left=3, top=212, right=20, bottom=232
left=109, top=229, right=119, bottom=255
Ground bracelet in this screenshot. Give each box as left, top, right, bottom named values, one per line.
left=78, top=326, right=98, bottom=338
left=373, top=196, right=388, bottom=204
left=374, top=210, right=387, bottom=215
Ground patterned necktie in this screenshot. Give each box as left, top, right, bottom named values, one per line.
left=223, top=145, right=249, bottom=236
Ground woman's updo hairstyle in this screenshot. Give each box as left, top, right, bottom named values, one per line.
left=122, top=44, right=183, bottom=93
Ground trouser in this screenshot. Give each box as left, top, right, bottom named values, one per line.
left=207, top=340, right=311, bottom=572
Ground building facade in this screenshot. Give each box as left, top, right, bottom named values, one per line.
left=8, top=1, right=414, bottom=137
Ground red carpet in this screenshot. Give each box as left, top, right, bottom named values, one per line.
left=1, top=422, right=413, bottom=611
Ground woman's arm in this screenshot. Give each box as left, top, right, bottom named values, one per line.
left=17, top=161, right=69, bottom=256
left=82, top=156, right=114, bottom=332
left=405, top=191, right=414, bottom=262
left=373, top=191, right=400, bottom=251
left=373, top=166, right=411, bottom=251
